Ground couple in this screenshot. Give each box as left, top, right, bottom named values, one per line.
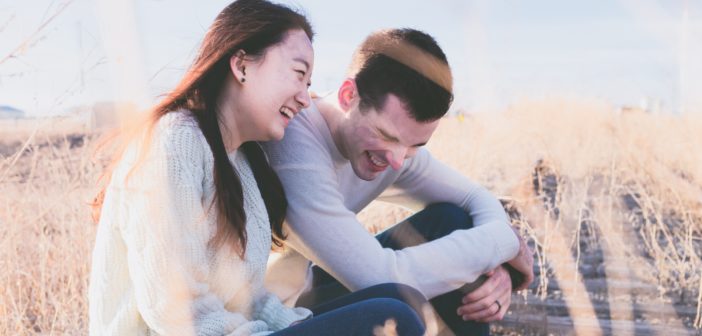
left=89, top=0, right=534, bottom=335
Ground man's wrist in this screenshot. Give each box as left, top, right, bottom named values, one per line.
left=503, top=263, right=525, bottom=290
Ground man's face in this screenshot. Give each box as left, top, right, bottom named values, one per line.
left=341, top=94, right=440, bottom=181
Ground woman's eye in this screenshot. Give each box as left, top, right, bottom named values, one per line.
left=295, top=70, right=310, bottom=87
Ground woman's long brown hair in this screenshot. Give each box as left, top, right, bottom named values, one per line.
left=92, top=0, right=314, bottom=255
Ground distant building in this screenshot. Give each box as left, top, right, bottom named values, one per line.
left=0, top=105, right=25, bottom=119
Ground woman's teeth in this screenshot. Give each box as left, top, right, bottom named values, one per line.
left=280, top=107, right=293, bottom=119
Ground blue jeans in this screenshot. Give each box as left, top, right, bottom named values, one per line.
left=273, top=283, right=426, bottom=336
left=296, top=203, right=491, bottom=336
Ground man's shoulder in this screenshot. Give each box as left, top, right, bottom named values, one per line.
left=397, top=147, right=433, bottom=172
left=262, top=108, right=333, bottom=167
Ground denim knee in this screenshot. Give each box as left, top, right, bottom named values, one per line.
left=361, top=298, right=425, bottom=335
left=364, top=297, right=417, bottom=315
left=423, top=202, right=473, bottom=231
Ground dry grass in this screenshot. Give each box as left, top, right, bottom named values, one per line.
left=362, top=98, right=702, bottom=334
left=0, top=131, right=102, bottom=335
left=2, top=98, right=701, bottom=334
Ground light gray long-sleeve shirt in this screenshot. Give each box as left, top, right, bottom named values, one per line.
left=262, top=102, right=519, bottom=300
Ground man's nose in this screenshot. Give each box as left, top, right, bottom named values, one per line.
left=386, top=146, right=408, bottom=170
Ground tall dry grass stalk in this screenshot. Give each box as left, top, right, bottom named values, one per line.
left=2, top=97, right=701, bottom=334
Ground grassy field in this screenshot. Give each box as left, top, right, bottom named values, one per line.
left=1, top=98, right=701, bottom=335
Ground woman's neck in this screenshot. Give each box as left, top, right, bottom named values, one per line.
left=215, top=81, right=249, bottom=153
left=216, top=98, right=245, bottom=154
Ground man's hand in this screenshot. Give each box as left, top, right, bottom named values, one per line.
left=456, top=266, right=511, bottom=323
left=507, top=230, right=535, bottom=291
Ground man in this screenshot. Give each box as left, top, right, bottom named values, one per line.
left=263, top=28, right=534, bottom=335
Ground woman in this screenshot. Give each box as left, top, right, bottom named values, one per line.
left=89, top=0, right=427, bottom=335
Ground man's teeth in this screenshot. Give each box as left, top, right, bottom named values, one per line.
left=367, top=152, right=386, bottom=167
left=280, top=107, right=293, bottom=119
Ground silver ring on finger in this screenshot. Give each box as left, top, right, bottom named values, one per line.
left=494, top=300, right=502, bottom=313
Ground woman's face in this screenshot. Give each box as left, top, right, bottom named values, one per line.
left=233, top=29, right=314, bottom=142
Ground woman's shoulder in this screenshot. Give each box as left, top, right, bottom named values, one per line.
left=153, top=109, right=209, bottom=158
left=154, top=109, right=204, bottom=140
left=156, top=109, right=200, bottom=131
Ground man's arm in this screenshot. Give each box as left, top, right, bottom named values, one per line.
left=381, top=148, right=520, bottom=267
left=272, top=151, right=517, bottom=299
left=390, top=149, right=535, bottom=284
left=386, top=149, right=534, bottom=320
left=277, top=163, right=514, bottom=299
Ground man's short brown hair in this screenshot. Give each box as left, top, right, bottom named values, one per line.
left=348, top=28, right=454, bottom=122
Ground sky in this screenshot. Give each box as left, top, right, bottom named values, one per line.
left=0, top=0, right=700, bottom=116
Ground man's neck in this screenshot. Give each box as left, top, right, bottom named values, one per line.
left=316, top=94, right=350, bottom=161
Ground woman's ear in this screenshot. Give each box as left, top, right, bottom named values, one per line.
left=338, top=79, right=358, bottom=111
left=229, top=50, right=248, bottom=83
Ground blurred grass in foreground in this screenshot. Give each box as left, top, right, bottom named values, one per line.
left=2, top=98, right=701, bottom=335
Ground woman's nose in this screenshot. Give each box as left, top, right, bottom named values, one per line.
left=296, top=89, right=311, bottom=109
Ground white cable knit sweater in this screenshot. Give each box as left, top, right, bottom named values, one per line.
left=89, top=110, right=310, bottom=336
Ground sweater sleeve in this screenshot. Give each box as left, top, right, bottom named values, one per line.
left=252, top=289, right=312, bottom=331
left=381, top=148, right=520, bottom=270
left=116, top=121, right=269, bottom=336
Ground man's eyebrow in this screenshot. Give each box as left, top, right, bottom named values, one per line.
left=294, top=57, right=309, bottom=71
left=377, top=127, right=427, bottom=147
left=376, top=127, right=399, bottom=143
